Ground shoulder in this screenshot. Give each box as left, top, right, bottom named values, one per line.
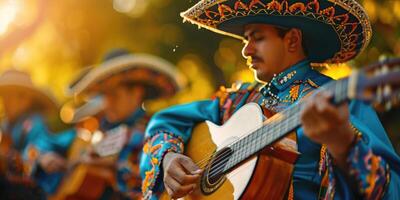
left=213, top=81, right=261, bottom=103
left=304, top=69, right=333, bottom=88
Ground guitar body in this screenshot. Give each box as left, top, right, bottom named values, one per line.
left=50, top=164, right=114, bottom=200
left=161, top=103, right=299, bottom=200
left=50, top=135, right=115, bottom=200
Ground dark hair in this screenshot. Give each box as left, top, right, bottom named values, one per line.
left=275, top=26, right=308, bottom=56
left=275, top=26, right=291, bottom=38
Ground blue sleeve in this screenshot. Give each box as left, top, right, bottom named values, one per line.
left=33, top=128, right=76, bottom=195
left=326, top=101, right=400, bottom=200
left=23, top=115, right=76, bottom=155
left=140, top=99, right=221, bottom=199
left=43, top=129, right=76, bottom=155
left=20, top=115, right=74, bottom=194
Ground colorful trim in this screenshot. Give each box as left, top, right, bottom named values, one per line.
left=320, top=125, right=390, bottom=200
left=141, top=131, right=184, bottom=200
left=347, top=137, right=390, bottom=199
left=214, top=82, right=263, bottom=123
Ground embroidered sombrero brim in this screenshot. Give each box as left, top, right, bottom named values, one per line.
left=181, top=0, right=372, bottom=64
left=0, top=70, right=58, bottom=114
left=69, top=54, right=185, bottom=99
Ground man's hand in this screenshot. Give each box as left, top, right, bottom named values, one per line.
left=38, top=152, right=67, bottom=173
left=300, top=91, right=356, bottom=169
left=162, top=152, right=202, bottom=198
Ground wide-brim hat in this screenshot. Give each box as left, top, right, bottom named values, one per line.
left=68, top=52, right=185, bottom=99
left=0, top=70, right=58, bottom=115
left=66, top=65, right=94, bottom=96
left=181, top=0, right=372, bottom=64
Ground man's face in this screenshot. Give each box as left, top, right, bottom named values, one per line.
left=102, top=84, right=143, bottom=123
left=242, top=24, right=289, bottom=82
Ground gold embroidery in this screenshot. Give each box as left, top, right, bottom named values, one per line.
left=289, top=85, right=300, bottom=102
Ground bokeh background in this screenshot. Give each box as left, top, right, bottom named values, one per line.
left=0, top=0, right=398, bottom=153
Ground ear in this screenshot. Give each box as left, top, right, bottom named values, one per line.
left=285, top=28, right=303, bottom=53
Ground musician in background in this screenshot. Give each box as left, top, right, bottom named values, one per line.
left=68, top=49, right=183, bottom=199
left=0, top=70, right=75, bottom=199
left=140, top=0, right=400, bottom=199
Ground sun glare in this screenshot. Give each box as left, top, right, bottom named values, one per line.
left=0, top=0, right=19, bottom=35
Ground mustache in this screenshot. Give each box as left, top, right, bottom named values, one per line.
left=252, top=56, right=263, bottom=62
left=247, top=56, right=264, bottom=65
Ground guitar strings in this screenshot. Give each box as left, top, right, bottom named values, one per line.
left=192, top=104, right=302, bottom=171
left=206, top=111, right=300, bottom=178
left=195, top=108, right=300, bottom=178
left=191, top=107, right=294, bottom=169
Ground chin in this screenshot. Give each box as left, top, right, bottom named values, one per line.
left=254, top=71, right=271, bottom=83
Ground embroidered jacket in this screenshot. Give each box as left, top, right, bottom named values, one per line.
left=1, top=113, right=76, bottom=194
left=100, top=107, right=150, bottom=199
left=140, top=60, right=400, bottom=200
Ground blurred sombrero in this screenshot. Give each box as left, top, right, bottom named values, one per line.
left=66, top=65, right=94, bottom=97
left=0, top=70, right=58, bottom=114
left=69, top=49, right=185, bottom=99
left=181, top=0, right=372, bottom=64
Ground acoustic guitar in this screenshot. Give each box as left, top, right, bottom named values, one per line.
left=50, top=124, right=128, bottom=200
left=161, top=58, right=400, bottom=200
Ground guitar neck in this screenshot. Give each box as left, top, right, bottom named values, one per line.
left=223, top=77, right=350, bottom=172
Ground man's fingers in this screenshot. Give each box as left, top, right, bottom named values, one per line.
left=301, top=97, right=318, bottom=122
left=315, top=93, right=349, bottom=123
left=165, top=175, right=196, bottom=198
left=164, top=183, right=173, bottom=196
left=169, top=165, right=201, bottom=185
left=179, top=156, right=202, bottom=174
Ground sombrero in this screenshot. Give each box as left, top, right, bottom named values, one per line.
left=181, top=0, right=372, bottom=64
left=0, top=70, right=58, bottom=114
left=69, top=50, right=185, bottom=99
left=66, top=65, right=94, bottom=96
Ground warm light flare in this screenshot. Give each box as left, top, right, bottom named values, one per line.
left=0, top=0, right=19, bottom=35
left=113, top=0, right=148, bottom=17
left=321, top=63, right=353, bottom=80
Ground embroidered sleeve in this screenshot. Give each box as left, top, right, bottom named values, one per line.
left=322, top=131, right=390, bottom=200
left=346, top=135, right=390, bottom=199
left=141, top=131, right=184, bottom=200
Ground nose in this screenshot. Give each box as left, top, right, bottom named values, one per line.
left=241, top=40, right=255, bottom=59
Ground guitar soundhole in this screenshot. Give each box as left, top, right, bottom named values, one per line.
left=200, top=147, right=233, bottom=195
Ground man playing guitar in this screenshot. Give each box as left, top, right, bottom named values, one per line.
left=140, top=0, right=400, bottom=199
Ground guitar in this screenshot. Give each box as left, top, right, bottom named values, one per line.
left=160, top=58, right=400, bottom=200
left=50, top=124, right=128, bottom=200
